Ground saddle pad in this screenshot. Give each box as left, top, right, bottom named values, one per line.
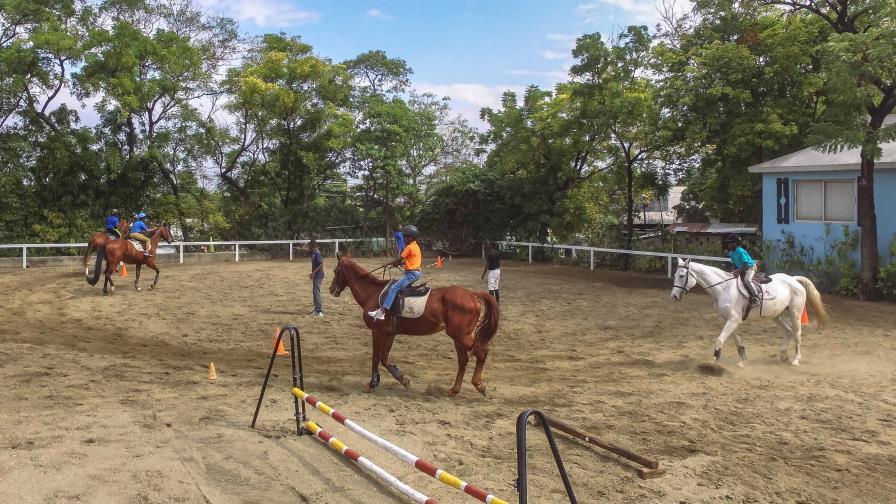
left=378, top=283, right=432, bottom=319
left=738, top=279, right=778, bottom=301
left=128, top=239, right=144, bottom=252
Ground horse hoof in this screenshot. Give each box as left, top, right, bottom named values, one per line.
left=736, top=362, right=745, bottom=368
left=474, top=383, right=487, bottom=396
left=363, top=382, right=376, bottom=393
left=150, top=285, right=155, bottom=290
left=447, top=387, right=460, bottom=396
left=790, top=360, right=800, bottom=367
left=400, top=377, right=411, bottom=390
left=135, top=287, right=141, bottom=292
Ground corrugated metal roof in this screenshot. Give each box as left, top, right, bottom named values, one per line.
left=665, top=223, right=759, bottom=234
left=748, top=116, right=896, bottom=173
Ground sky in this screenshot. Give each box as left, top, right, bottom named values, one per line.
left=194, top=0, right=671, bottom=128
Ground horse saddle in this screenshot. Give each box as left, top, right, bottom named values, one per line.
left=737, top=274, right=779, bottom=303
left=127, top=239, right=145, bottom=252
left=379, top=281, right=432, bottom=319
left=104, top=231, right=120, bottom=239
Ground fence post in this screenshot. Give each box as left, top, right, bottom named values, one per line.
left=236, top=243, right=240, bottom=262
left=335, top=240, right=340, bottom=257
left=289, top=242, right=293, bottom=261
left=667, top=255, right=672, bottom=277
left=590, top=250, right=594, bottom=270
left=482, top=244, right=485, bottom=259
left=571, top=248, right=576, bottom=259
left=528, top=245, right=532, bottom=264
left=22, top=246, right=27, bottom=269
left=179, top=244, right=184, bottom=264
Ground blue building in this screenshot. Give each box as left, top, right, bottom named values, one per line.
left=748, top=119, right=896, bottom=263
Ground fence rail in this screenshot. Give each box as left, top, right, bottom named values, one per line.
left=0, top=238, right=383, bottom=269
left=495, top=241, right=730, bottom=277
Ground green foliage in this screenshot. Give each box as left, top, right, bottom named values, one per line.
left=764, top=225, right=859, bottom=295
left=876, top=236, right=896, bottom=301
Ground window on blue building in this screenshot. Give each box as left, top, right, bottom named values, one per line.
left=794, top=179, right=855, bottom=222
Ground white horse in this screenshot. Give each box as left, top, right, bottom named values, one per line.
left=670, top=258, right=829, bottom=367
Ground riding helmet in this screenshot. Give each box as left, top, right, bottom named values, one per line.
left=137, top=212, right=147, bottom=219
left=400, top=225, right=419, bottom=238
left=723, top=234, right=742, bottom=245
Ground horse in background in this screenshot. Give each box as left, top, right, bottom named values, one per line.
left=82, top=219, right=130, bottom=269
left=86, top=224, right=173, bottom=294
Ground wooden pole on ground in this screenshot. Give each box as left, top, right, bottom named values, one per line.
left=532, top=414, right=667, bottom=479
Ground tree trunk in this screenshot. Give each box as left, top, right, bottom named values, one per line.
left=623, top=161, right=635, bottom=271
left=857, top=153, right=878, bottom=300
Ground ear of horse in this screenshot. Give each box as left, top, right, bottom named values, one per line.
left=677, top=257, right=688, bottom=266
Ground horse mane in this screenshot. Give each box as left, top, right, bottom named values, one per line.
left=341, top=258, right=389, bottom=286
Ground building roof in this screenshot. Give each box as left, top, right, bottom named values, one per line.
left=748, top=116, right=896, bottom=173
left=665, top=223, right=759, bottom=235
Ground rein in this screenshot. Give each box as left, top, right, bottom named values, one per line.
left=674, top=262, right=736, bottom=296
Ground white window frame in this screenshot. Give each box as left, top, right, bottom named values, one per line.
left=792, top=178, right=857, bottom=224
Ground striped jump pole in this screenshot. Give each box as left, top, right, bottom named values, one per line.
left=305, top=421, right=438, bottom=504
left=293, top=387, right=508, bottom=504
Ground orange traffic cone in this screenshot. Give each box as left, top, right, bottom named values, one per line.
left=119, top=264, right=128, bottom=278
left=436, top=256, right=443, bottom=269
left=208, top=362, right=217, bottom=382
left=273, top=327, right=289, bottom=356
left=801, top=307, right=809, bottom=325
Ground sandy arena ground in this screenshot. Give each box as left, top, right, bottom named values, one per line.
left=1, top=258, right=894, bottom=503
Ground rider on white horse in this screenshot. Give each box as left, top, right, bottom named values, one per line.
left=724, top=235, right=759, bottom=307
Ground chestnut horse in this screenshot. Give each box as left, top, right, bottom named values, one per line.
left=82, top=219, right=130, bottom=267
left=329, top=257, right=500, bottom=395
left=85, top=224, right=173, bottom=294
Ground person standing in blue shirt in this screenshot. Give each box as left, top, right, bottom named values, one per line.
left=129, top=212, right=152, bottom=256
left=725, top=235, right=758, bottom=305
left=105, top=209, right=122, bottom=238
left=393, top=227, right=405, bottom=256
left=308, top=239, right=325, bottom=317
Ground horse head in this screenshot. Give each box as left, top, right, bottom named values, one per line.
left=160, top=223, right=173, bottom=244
left=670, top=258, right=696, bottom=301
left=329, top=254, right=348, bottom=297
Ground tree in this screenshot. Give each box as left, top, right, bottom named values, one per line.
left=570, top=27, right=666, bottom=268
left=757, top=0, right=896, bottom=299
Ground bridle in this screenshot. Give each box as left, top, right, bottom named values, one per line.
left=673, top=261, right=736, bottom=297
left=332, top=261, right=395, bottom=296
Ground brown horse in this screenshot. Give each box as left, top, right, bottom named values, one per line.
left=329, top=257, right=500, bottom=395
left=86, top=224, right=173, bottom=294
left=82, top=219, right=130, bottom=268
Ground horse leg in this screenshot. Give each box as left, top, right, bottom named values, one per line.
left=470, top=349, right=489, bottom=396
left=148, top=263, right=160, bottom=289
left=134, top=264, right=142, bottom=291
left=790, top=309, right=803, bottom=366
left=774, top=316, right=793, bottom=363
left=380, top=333, right=410, bottom=390
left=713, top=318, right=741, bottom=362
left=364, top=332, right=383, bottom=392
left=732, top=332, right=747, bottom=368
left=448, top=339, right=470, bottom=396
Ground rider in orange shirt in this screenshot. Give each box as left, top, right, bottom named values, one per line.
left=368, top=225, right=423, bottom=320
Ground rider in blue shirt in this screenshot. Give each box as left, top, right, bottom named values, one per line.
left=129, top=212, right=152, bottom=256
left=393, top=227, right=405, bottom=255
left=725, top=235, right=758, bottom=305
left=105, top=209, right=121, bottom=238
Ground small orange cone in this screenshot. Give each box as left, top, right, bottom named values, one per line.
left=119, top=264, right=128, bottom=278
left=436, top=256, right=443, bottom=269
left=208, top=362, right=217, bottom=382
left=801, top=307, right=809, bottom=325
left=273, top=327, right=289, bottom=356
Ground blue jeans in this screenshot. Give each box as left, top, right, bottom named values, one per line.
left=312, top=274, right=324, bottom=313
left=383, top=270, right=422, bottom=310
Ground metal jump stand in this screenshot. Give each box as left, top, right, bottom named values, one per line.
left=250, top=324, right=307, bottom=436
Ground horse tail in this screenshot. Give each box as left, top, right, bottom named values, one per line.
left=85, top=246, right=105, bottom=286
left=82, top=238, right=94, bottom=266
left=471, top=292, right=500, bottom=360
left=795, top=276, right=830, bottom=329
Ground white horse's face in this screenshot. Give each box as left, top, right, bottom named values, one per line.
left=670, top=262, right=695, bottom=301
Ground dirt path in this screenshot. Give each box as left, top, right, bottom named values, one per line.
left=1, top=259, right=894, bottom=503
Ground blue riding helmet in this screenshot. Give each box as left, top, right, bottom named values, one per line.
left=137, top=212, right=147, bottom=219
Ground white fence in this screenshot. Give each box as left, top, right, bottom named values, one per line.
left=495, top=241, right=730, bottom=277
left=0, top=238, right=383, bottom=269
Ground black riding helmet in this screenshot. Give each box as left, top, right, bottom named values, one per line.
left=723, top=234, right=742, bottom=246
left=400, top=225, right=419, bottom=239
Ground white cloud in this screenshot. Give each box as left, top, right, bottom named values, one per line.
left=366, top=8, right=395, bottom=20
left=578, top=0, right=657, bottom=24
left=414, top=82, right=525, bottom=129
left=546, top=33, right=579, bottom=49
left=197, top=0, right=319, bottom=28
left=539, top=49, right=569, bottom=61
left=507, top=68, right=570, bottom=83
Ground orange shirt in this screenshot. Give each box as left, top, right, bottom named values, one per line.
left=401, top=241, right=422, bottom=270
